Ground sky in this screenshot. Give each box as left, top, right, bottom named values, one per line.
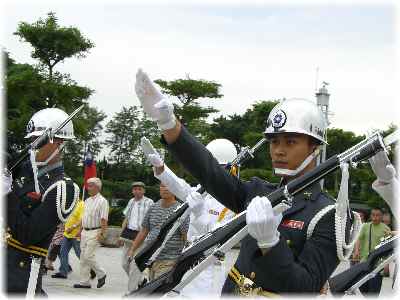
left=1, top=0, right=399, bottom=157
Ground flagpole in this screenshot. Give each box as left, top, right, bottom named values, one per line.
left=82, top=143, right=87, bottom=200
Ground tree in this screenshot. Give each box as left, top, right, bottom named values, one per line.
left=14, top=12, right=94, bottom=80
left=104, top=106, right=160, bottom=165
left=7, top=13, right=101, bottom=181
left=154, top=75, right=222, bottom=140
left=5, top=52, right=47, bottom=152
left=13, top=12, right=94, bottom=108
left=209, top=100, right=279, bottom=170
left=63, top=106, right=107, bottom=179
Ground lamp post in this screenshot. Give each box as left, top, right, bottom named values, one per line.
left=316, top=82, right=331, bottom=188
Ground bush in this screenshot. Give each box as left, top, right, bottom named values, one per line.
left=108, top=207, right=124, bottom=227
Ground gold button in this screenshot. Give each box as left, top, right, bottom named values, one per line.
left=19, top=261, right=25, bottom=268
left=250, top=272, right=256, bottom=280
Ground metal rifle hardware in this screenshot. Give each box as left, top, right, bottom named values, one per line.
left=282, top=185, right=294, bottom=208
left=163, top=225, right=249, bottom=297
left=134, top=137, right=267, bottom=272
left=128, top=130, right=398, bottom=296
left=329, top=235, right=398, bottom=295
left=8, top=105, right=85, bottom=173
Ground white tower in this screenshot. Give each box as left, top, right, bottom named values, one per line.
left=316, top=82, right=331, bottom=188
left=316, top=82, right=331, bottom=127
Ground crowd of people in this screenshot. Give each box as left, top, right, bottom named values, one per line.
left=4, top=68, right=398, bottom=297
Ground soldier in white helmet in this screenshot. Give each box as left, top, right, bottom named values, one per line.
left=133, top=69, right=356, bottom=295
left=5, top=108, right=80, bottom=295
left=138, top=137, right=238, bottom=297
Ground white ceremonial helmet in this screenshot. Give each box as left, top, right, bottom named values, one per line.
left=264, top=98, right=327, bottom=176
left=25, top=108, right=75, bottom=140
left=264, top=98, right=327, bottom=144
left=206, top=138, right=238, bottom=165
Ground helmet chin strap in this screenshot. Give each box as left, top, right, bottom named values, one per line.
left=30, top=143, right=65, bottom=194
left=35, top=143, right=65, bottom=167
left=274, top=148, right=320, bottom=177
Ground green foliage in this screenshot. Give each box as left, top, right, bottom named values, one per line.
left=108, top=207, right=124, bottom=227
left=155, top=76, right=222, bottom=140
left=14, top=12, right=94, bottom=78
left=104, top=106, right=160, bottom=165
left=155, top=77, right=222, bottom=105
left=209, top=100, right=278, bottom=170
left=239, top=168, right=280, bottom=183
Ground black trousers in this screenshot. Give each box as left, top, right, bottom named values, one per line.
left=6, top=247, right=46, bottom=296
left=359, top=272, right=383, bottom=296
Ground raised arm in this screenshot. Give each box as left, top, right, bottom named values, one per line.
left=135, top=70, right=248, bottom=213
left=141, top=137, right=193, bottom=201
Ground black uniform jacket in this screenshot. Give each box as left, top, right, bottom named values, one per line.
left=7, top=160, right=77, bottom=251
left=163, top=126, right=346, bottom=294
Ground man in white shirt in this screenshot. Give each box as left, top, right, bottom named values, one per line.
left=119, top=181, right=154, bottom=292
left=73, top=177, right=109, bottom=289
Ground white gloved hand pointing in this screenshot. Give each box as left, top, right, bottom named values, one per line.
left=246, top=196, right=282, bottom=249
left=369, top=151, right=396, bottom=184
left=140, top=137, right=164, bottom=168
left=135, top=69, right=176, bottom=130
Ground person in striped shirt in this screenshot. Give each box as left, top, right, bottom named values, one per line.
left=127, top=183, right=190, bottom=283
left=119, top=181, right=154, bottom=292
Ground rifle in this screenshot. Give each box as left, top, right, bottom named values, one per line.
left=8, top=105, right=85, bottom=174
left=128, top=130, right=398, bottom=296
left=134, top=137, right=267, bottom=272
left=329, top=235, right=397, bottom=295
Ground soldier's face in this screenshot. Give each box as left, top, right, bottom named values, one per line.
left=269, top=133, right=317, bottom=177
left=35, top=138, right=63, bottom=162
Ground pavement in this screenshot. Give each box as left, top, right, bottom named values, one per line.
left=43, top=247, right=396, bottom=298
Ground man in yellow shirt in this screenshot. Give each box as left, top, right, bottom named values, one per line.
left=52, top=200, right=87, bottom=279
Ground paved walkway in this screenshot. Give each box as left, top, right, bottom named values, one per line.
left=43, top=247, right=396, bottom=297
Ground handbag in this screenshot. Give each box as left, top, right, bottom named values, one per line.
left=120, top=227, right=138, bottom=241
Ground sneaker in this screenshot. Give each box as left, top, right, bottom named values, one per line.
left=73, top=283, right=91, bottom=289
left=97, top=275, right=106, bottom=288
left=51, top=273, right=67, bottom=279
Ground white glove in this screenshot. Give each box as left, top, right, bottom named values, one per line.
left=140, top=137, right=164, bottom=167
left=3, top=169, right=12, bottom=194
left=135, top=69, right=176, bottom=130
left=246, top=196, right=282, bottom=249
left=148, top=154, right=163, bottom=168
left=369, top=151, right=396, bottom=183
left=186, top=191, right=205, bottom=218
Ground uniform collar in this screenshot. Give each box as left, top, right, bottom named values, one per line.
left=282, top=182, right=322, bottom=217
left=279, top=178, right=322, bottom=202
